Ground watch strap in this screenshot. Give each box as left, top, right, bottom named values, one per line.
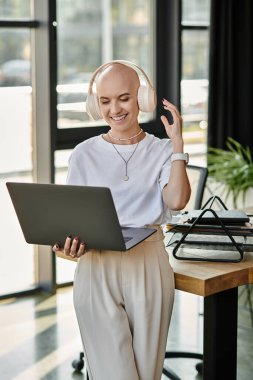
left=171, top=153, right=189, bottom=164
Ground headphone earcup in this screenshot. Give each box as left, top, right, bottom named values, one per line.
left=137, top=85, right=157, bottom=113
left=86, top=93, right=102, bottom=120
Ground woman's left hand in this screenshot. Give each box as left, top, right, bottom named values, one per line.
left=160, top=99, right=183, bottom=141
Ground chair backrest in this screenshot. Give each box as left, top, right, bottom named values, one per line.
left=184, top=165, right=208, bottom=210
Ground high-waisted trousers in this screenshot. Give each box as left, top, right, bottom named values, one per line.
left=73, top=226, right=175, bottom=380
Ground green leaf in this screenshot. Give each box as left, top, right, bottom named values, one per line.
left=207, top=138, right=253, bottom=207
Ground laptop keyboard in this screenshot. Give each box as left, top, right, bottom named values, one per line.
left=124, top=236, right=132, bottom=242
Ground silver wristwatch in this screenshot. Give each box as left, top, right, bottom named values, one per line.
left=171, top=153, right=189, bottom=165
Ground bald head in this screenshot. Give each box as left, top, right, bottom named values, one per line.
left=96, top=63, right=140, bottom=97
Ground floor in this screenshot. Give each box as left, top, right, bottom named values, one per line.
left=0, top=285, right=252, bottom=380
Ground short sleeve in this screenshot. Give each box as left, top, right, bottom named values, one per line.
left=66, top=150, right=86, bottom=186
left=158, top=140, right=173, bottom=190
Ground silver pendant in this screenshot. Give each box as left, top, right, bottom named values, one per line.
left=123, top=175, right=129, bottom=181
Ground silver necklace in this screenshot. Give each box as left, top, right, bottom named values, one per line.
left=108, top=128, right=143, bottom=141
left=108, top=136, right=139, bottom=181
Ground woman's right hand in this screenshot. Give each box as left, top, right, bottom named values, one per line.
left=52, top=236, right=86, bottom=259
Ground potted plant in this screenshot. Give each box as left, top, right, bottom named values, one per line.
left=207, top=137, right=253, bottom=209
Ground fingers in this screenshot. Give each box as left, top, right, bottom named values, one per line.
left=52, top=242, right=62, bottom=252
left=161, top=98, right=183, bottom=140
left=69, top=236, right=79, bottom=257
left=162, top=98, right=182, bottom=121
left=64, top=235, right=73, bottom=256
left=160, top=115, right=170, bottom=128
left=76, top=241, right=86, bottom=257
left=65, top=236, right=87, bottom=259
left=53, top=236, right=87, bottom=259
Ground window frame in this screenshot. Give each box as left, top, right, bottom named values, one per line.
left=0, top=0, right=211, bottom=298
left=53, top=0, right=182, bottom=151
left=0, top=0, right=55, bottom=300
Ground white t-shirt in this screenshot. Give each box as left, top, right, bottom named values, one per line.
left=67, top=132, right=173, bottom=227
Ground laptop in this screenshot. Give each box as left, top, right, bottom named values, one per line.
left=6, top=182, right=157, bottom=251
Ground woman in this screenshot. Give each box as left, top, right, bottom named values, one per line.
left=53, top=60, right=191, bottom=380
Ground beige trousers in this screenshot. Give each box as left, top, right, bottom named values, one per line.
left=73, top=227, right=175, bottom=380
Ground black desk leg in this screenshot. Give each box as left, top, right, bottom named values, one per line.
left=203, top=287, right=238, bottom=380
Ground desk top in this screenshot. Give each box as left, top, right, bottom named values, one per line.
left=169, top=251, right=253, bottom=297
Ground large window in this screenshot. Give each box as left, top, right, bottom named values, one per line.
left=0, top=2, right=35, bottom=296
left=0, top=0, right=211, bottom=296
left=55, top=0, right=211, bottom=285
left=55, top=0, right=154, bottom=284
left=56, top=0, right=153, bottom=130
left=181, top=0, right=210, bottom=166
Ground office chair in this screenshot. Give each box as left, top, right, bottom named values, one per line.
left=71, top=165, right=208, bottom=379
left=183, top=164, right=208, bottom=210
left=163, top=164, right=208, bottom=379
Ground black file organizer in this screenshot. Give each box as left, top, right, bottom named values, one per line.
left=167, top=196, right=250, bottom=263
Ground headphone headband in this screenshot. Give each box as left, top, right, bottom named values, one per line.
left=86, top=60, right=157, bottom=120
left=88, top=60, right=154, bottom=96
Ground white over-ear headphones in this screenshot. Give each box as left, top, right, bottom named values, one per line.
left=86, top=60, right=157, bottom=120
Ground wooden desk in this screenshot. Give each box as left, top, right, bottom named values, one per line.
left=168, top=251, right=253, bottom=380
